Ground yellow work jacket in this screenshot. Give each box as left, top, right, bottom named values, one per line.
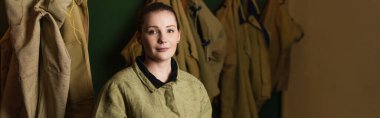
left=238, top=0, right=272, bottom=108
left=184, top=0, right=227, bottom=101
left=0, top=0, right=94, bottom=117
left=260, top=0, right=304, bottom=91
left=216, top=0, right=259, bottom=117
left=94, top=60, right=212, bottom=118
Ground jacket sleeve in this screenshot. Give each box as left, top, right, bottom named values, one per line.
left=199, top=84, right=213, bottom=118
left=94, top=82, right=127, bottom=118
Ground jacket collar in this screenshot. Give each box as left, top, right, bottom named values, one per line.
left=133, top=56, right=179, bottom=92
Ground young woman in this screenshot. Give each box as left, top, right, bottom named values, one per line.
left=94, top=2, right=212, bottom=118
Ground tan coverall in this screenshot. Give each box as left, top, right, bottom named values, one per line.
left=0, top=0, right=93, bottom=117
left=184, top=0, right=227, bottom=101
left=216, top=0, right=260, bottom=117
left=260, top=0, right=304, bottom=91
left=239, top=0, right=272, bottom=108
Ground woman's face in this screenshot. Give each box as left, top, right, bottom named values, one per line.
left=139, top=10, right=180, bottom=62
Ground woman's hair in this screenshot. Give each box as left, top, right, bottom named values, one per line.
left=136, top=2, right=180, bottom=32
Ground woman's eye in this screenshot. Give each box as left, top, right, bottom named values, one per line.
left=167, top=29, right=175, bottom=33
left=147, top=30, right=158, bottom=35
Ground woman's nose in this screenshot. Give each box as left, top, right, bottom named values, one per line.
left=158, top=33, right=168, bottom=44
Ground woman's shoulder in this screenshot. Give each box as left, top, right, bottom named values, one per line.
left=176, top=70, right=209, bottom=99
left=111, top=67, right=136, bottom=80
left=104, top=67, right=140, bottom=87
left=177, top=70, right=204, bottom=86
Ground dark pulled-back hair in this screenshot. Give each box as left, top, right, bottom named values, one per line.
left=136, top=2, right=180, bottom=32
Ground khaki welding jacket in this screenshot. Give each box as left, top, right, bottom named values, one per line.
left=183, top=0, right=226, bottom=101
left=260, top=0, right=303, bottom=91
left=0, top=0, right=93, bottom=117
left=216, top=0, right=259, bottom=117
left=238, top=0, right=272, bottom=108
left=215, top=0, right=276, bottom=117
left=94, top=60, right=212, bottom=118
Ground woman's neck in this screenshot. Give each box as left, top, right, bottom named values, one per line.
left=143, top=57, right=172, bottom=83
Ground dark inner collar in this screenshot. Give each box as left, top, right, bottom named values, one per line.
left=136, top=56, right=178, bottom=88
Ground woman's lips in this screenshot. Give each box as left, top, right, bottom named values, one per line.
left=156, top=47, right=169, bottom=52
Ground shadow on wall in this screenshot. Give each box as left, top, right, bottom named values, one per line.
left=1, top=1, right=8, bottom=36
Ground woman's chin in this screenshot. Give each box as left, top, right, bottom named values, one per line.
left=152, top=54, right=172, bottom=62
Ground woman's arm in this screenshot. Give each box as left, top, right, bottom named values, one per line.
left=199, top=84, right=212, bottom=118
left=94, top=82, right=127, bottom=118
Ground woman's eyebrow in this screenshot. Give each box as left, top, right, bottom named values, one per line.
left=166, top=25, right=176, bottom=28
left=144, top=25, right=175, bottom=29
left=145, top=26, right=159, bottom=29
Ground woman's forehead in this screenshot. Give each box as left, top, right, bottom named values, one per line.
left=143, top=10, right=177, bottom=26
left=145, top=10, right=176, bottom=20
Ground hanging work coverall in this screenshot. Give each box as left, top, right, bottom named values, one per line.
left=260, top=0, right=304, bottom=91
left=239, top=0, right=273, bottom=108
left=216, top=0, right=276, bottom=117
left=216, top=0, right=260, bottom=117
left=183, top=0, right=226, bottom=101
left=0, top=0, right=94, bottom=117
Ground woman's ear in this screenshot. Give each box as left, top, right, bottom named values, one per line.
left=177, top=30, right=181, bottom=43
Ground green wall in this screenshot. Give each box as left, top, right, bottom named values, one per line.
left=88, top=0, right=145, bottom=95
